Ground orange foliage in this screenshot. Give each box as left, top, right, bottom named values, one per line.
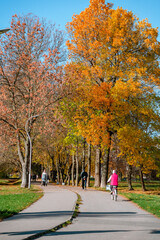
left=65, top=0, right=160, bottom=172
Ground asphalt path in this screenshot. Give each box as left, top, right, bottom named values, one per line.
left=39, top=186, right=160, bottom=240
left=0, top=184, right=160, bottom=240
left=0, top=185, right=77, bottom=240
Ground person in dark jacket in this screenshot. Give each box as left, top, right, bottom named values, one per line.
left=81, top=169, right=88, bottom=190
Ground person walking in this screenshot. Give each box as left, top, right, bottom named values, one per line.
left=41, top=169, right=47, bottom=186
left=81, top=169, right=88, bottom=190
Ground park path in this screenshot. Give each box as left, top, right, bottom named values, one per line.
left=0, top=184, right=160, bottom=240
left=39, top=185, right=160, bottom=240
left=0, top=185, right=77, bottom=240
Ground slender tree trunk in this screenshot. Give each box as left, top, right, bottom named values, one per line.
left=82, top=138, right=86, bottom=171
left=127, top=164, right=134, bottom=190
left=66, top=154, right=71, bottom=185
left=106, top=132, right=112, bottom=182
left=139, top=168, right=146, bottom=191
left=101, top=149, right=108, bottom=188
left=87, top=143, right=91, bottom=187
left=18, top=135, right=29, bottom=188
left=51, top=154, right=55, bottom=182
left=65, top=163, right=72, bottom=185
left=75, top=141, right=79, bottom=186
left=68, top=175, right=71, bottom=185
left=94, top=145, right=101, bottom=187
left=61, top=168, right=65, bottom=183
left=100, top=132, right=112, bottom=189
left=72, top=151, right=75, bottom=186
left=21, top=163, right=27, bottom=188
left=56, top=153, right=60, bottom=183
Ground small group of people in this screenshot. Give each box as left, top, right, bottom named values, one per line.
left=41, top=168, right=118, bottom=194
left=81, top=168, right=118, bottom=196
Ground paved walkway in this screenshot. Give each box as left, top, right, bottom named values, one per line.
left=0, top=185, right=77, bottom=240
left=0, top=184, right=160, bottom=240
left=40, top=186, right=160, bottom=240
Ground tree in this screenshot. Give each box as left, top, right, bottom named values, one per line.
left=117, top=124, right=159, bottom=191
left=65, top=0, right=160, bottom=187
left=0, top=14, right=65, bottom=187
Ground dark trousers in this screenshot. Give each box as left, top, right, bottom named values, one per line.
left=82, top=179, right=87, bottom=189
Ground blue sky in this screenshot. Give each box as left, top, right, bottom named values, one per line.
left=1, top=0, right=160, bottom=40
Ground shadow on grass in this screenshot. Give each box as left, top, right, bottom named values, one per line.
left=0, top=210, right=17, bottom=220
left=0, top=179, right=21, bottom=186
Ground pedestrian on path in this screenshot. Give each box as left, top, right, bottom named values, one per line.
left=41, top=169, right=47, bottom=186
left=81, top=169, right=88, bottom=190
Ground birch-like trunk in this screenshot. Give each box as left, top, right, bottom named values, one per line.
left=75, top=143, right=79, bottom=186
left=21, top=162, right=28, bottom=188
left=72, top=152, right=75, bottom=186
left=100, top=148, right=110, bottom=188
left=56, top=153, right=60, bottom=183
left=94, top=145, right=101, bottom=187
left=87, top=143, right=91, bottom=187
left=82, top=138, right=86, bottom=171
left=17, top=134, right=29, bottom=188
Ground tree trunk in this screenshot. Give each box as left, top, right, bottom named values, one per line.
left=17, top=135, right=29, bottom=188
left=139, top=168, right=146, bottom=191
left=94, top=145, right=101, bottom=187
left=56, top=153, right=60, bottom=183
left=51, top=154, right=55, bottom=182
left=72, top=152, right=75, bottom=186
left=75, top=142, right=79, bottom=186
left=106, top=132, right=112, bottom=182
left=100, top=148, right=110, bottom=188
left=66, top=154, right=71, bottom=185
left=127, top=164, right=134, bottom=190
left=87, top=143, right=91, bottom=187
left=65, top=163, right=72, bottom=185
left=68, top=172, right=71, bottom=185
left=21, top=163, right=28, bottom=188
left=82, top=138, right=86, bottom=171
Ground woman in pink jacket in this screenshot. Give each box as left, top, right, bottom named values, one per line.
left=107, top=170, right=118, bottom=193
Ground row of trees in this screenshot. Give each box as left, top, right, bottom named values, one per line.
left=0, top=0, right=160, bottom=190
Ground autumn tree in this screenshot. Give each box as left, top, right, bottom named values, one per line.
left=0, top=14, right=65, bottom=187
left=65, top=0, right=160, bottom=187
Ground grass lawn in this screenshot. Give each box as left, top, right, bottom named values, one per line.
left=118, top=181, right=160, bottom=193
left=120, top=192, right=160, bottom=218
left=118, top=181, right=160, bottom=218
left=0, top=181, right=43, bottom=220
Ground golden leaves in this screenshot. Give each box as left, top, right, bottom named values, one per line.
left=117, top=125, right=157, bottom=172
left=65, top=0, right=160, bottom=173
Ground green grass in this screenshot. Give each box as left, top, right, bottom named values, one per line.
left=120, top=192, right=160, bottom=218
left=0, top=193, right=42, bottom=219
left=0, top=183, right=43, bottom=220
left=118, top=181, right=160, bottom=192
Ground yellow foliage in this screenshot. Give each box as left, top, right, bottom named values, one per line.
left=64, top=0, right=160, bottom=172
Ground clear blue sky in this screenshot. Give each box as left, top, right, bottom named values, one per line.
left=1, top=0, right=160, bottom=40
